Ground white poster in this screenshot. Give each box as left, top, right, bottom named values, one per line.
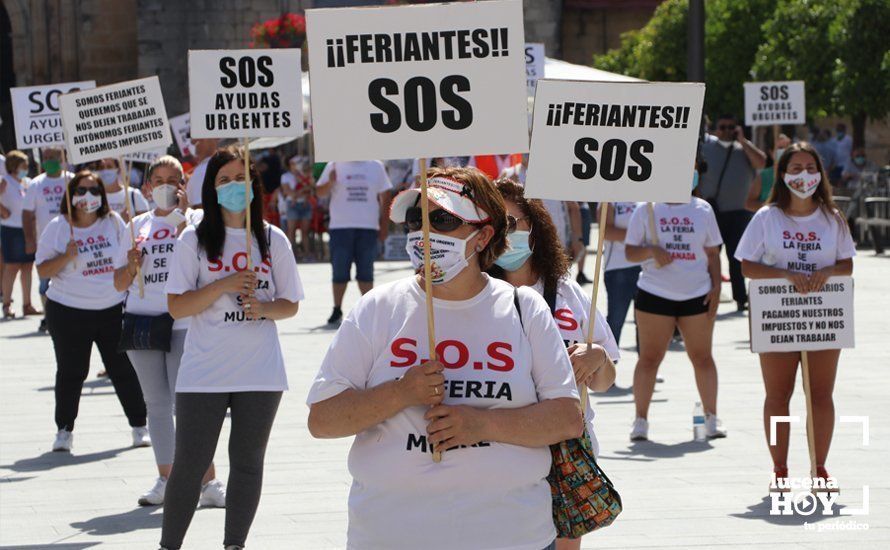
left=59, top=76, right=172, bottom=165
left=188, top=49, right=303, bottom=139
left=169, top=112, right=192, bottom=157
left=743, top=80, right=805, bottom=127
left=525, top=43, right=545, bottom=95
left=10, top=81, right=96, bottom=149
left=123, top=148, right=165, bottom=164
left=525, top=79, right=705, bottom=203
left=306, top=0, right=529, bottom=162
left=749, top=277, right=854, bottom=353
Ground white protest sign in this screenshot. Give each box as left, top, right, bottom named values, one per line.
left=10, top=81, right=96, bottom=149
left=169, top=112, right=192, bottom=157
left=525, top=43, right=545, bottom=95
left=744, top=80, right=805, bottom=126
left=306, top=0, right=529, bottom=162
left=748, top=277, right=854, bottom=353
left=188, top=49, right=303, bottom=139
left=123, top=148, right=166, bottom=164
left=525, top=80, right=705, bottom=203
left=59, top=76, right=172, bottom=165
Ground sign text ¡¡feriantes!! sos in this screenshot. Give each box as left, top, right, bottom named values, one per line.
left=525, top=80, right=705, bottom=204
left=306, top=0, right=529, bottom=162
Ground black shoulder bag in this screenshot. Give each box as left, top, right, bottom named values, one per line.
left=707, top=144, right=734, bottom=214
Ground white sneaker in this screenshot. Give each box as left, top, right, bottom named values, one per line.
left=199, top=479, right=227, bottom=508
left=630, top=418, right=649, bottom=441
left=138, top=476, right=167, bottom=506
left=52, top=429, right=73, bottom=452
left=705, top=414, right=727, bottom=439
left=132, top=427, right=152, bottom=448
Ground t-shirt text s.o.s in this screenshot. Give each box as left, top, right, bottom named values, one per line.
left=307, top=276, right=578, bottom=550
left=35, top=212, right=127, bottom=310
left=735, top=205, right=855, bottom=274
left=317, top=160, right=393, bottom=231
left=625, top=197, right=723, bottom=301
left=165, top=223, right=304, bottom=393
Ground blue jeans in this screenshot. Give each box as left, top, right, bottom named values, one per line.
left=329, top=228, right=378, bottom=283
left=604, top=265, right=641, bottom=347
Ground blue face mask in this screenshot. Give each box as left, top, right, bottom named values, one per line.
left=216, top=181, right=253, bottom=213
left=692, top=170, right=700, bottom=191
left=494, top=230, right=533, bottom=272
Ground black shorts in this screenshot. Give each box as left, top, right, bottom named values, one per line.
left=634, top=287, right=709, bottom=317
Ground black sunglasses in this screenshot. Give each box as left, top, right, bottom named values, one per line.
left=404, top=207, right=476, bottom=233
left=506, top=215, right=529, bottom=234
left=73, top=186, right=102, bottom=196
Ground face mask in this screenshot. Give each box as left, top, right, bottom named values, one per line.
left=783, top=171, right=821, bottom=199
left=153, top=184, right=179, bottom=210
left=718, top=139, right=734, bottom=148
left=495, top=230, right=532, bottom=272
left=42, top=159, right=61, bottom=174
left=98, top=169, right=119, bottom=186
left=775, top=148, right=785, bottom=162
left=16, top=169, right=28, bottom=180
left=853, top=156, right=865, bottom=166
left=405, top=230, right=479, bottom=285
left=216, top=181, right=254, bottom=213
left=692, top=170, right=700, bottom=191
left=73, top=193, right=102, bottom=213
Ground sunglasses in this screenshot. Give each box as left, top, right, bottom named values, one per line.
left=506, top=215, right=529, bottom=234
left=73, top=186, right=102, bottom=196
left=405, top=207, right=478, bottom=233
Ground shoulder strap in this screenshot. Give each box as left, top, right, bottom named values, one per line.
left=711, top=144, right=734, bottom=200
left=513, top=288, right=523, bottom=329
left=543, top=281, right=558, bottom=316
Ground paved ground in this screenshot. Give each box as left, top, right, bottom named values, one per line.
left=1, top=242, right=888, bottom=549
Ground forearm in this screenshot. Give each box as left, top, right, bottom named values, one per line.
left=315, top=182, right=332, bottom=198
left=707, top=252, right=722, bottom=290
left=589, top=356, right=616, bottom=392
left=259, top=298, right=299, bottom=320
left=741, top=259, right=789, bottom=279
left=36, top=254, right=72, bottom=279
left=604, top=225, right=627, bottom=242
left=167, top=280, right=226, bottom=319
left=308, top=381, right=407, bottom=438
left=480, top=397, right=582, bottom=447
left=625, top=244, right=655, bottom=263
left=741, top=139, right=767, bottom=169
left=567, top=202, right=582, bottom=241
left=22, top=213, right=37, bottom=247
left=113, top=266, right=137, bottom=292
left=827, top=258, right=853, bottom=276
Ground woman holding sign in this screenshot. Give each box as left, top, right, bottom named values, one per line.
left=35, top=171, right=149, bottom=453
left=160, top=146, right=303, bottom=550
left=624, top=174, right=727, bottom=442
left=113, top=155, right=226, bottom=508
left=307, top=167, right=583, bottom=550
left=736, top=142, right=855, bottom=487
left=94, top=158, right=150, bottom=221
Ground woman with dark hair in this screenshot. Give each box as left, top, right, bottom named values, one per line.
left=487, top=179, right=618, bottom=550
left=35, top=170, right=148, bottom=453
left=736, top=142, right=854, bottom=488
left=161, top=146, right=304, bottom=550
left=308, top=166, right=583, bottom=550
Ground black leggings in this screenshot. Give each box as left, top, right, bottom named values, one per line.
left=160, top=391, right=282, bottom=549
left=45, top=299, right=146, bottom=431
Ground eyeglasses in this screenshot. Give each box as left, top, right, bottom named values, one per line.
left=405, top=207, right=476, bottom=233
left=506, top=215, right=529, bottom=234
left=73, top=187, right=102, bottom=196
left=718, top=124, right=736, bottom=131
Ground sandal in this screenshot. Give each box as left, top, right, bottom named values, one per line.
left=23, top=303, right=42, bottom=316
left=770, top=465, right=790, bottom=493
left=2, top=303, right=14, bottom=319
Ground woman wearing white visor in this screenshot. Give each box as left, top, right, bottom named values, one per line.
left=307, top=166, right=583, bottom=550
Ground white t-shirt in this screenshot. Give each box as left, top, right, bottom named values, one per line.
left=165, top=223, right=304, bottom=392
left=735, top=205, right=855, bottom=274
left=604, top=202, right=641, bottom=272
left=625, top=198, right=723, bottom=301
left=106, top=187, right=150, bottom=218
left=114, top=209, right=202, bottom=330
left=307, top=275, right=578, bottom=550
left=1, top=175, right=28, bottom=228
left=317, top=161, right=393, bottom=230
left=186, top=158, right=209, bottom=207
left=35, top=213, right=127, bottom=310
left=22, top=172, right=73, bottom=239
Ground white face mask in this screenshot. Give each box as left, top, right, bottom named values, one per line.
left=718, top=139, right=734, bottom=148
left=153, top=184, right=179, bottom=210
left=98, top=169, right=119, bottom=186
left=405, top=230, right=479, bottom=285
left=783, top=171, right=821, bottom=199
left=73, top=193, right=102, bottom=213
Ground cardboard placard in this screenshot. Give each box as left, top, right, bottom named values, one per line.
left=748, top=277, right=854, bottom=353
left=525, top=79, right=705, bottom=203
left=10, top=81, right=96, bottom=149
left=188, top=49, right=304, bottom=139
left=59, top=76, right=172, bottom=165
left=743, top=81, right=805, bottom=126
left=306, top=0, right=529, bottom=162
left=169, top=112, right=192, bottom=157
left=123, top=148, right=166, bottom=164
left=525, top=43, right=545, bottom=95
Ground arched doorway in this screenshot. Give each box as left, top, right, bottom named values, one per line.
left=0, top=2, right=15, bottom=152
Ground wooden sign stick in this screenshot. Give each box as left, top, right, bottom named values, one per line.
left=243, top=138, right=253, bottom=271
left=119, top=156, right=144, bottom=298
left=60, top=148, right=74, bottom=239
left=800, top=351, right=818, bottom=478
left=581, top=202, right=609, bottom=413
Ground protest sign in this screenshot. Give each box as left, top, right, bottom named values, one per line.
left=59, top=76, right=172, bottom=165
left=743, top=81, right=805, bottom=126
left=525, top=79, right=705, bottom=204
left=748, top=277, right=854, bottom=353
left=10, top=81, right=96, bottom=149
left=306, top=0, right=529, bottom=161
left=525, top=43, right=545, bottom=95
left=123, top=148, right=165, bottom=164
left=188, top=49, right=303, bottom=139
left=169, top=112, right=192, bottom=157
